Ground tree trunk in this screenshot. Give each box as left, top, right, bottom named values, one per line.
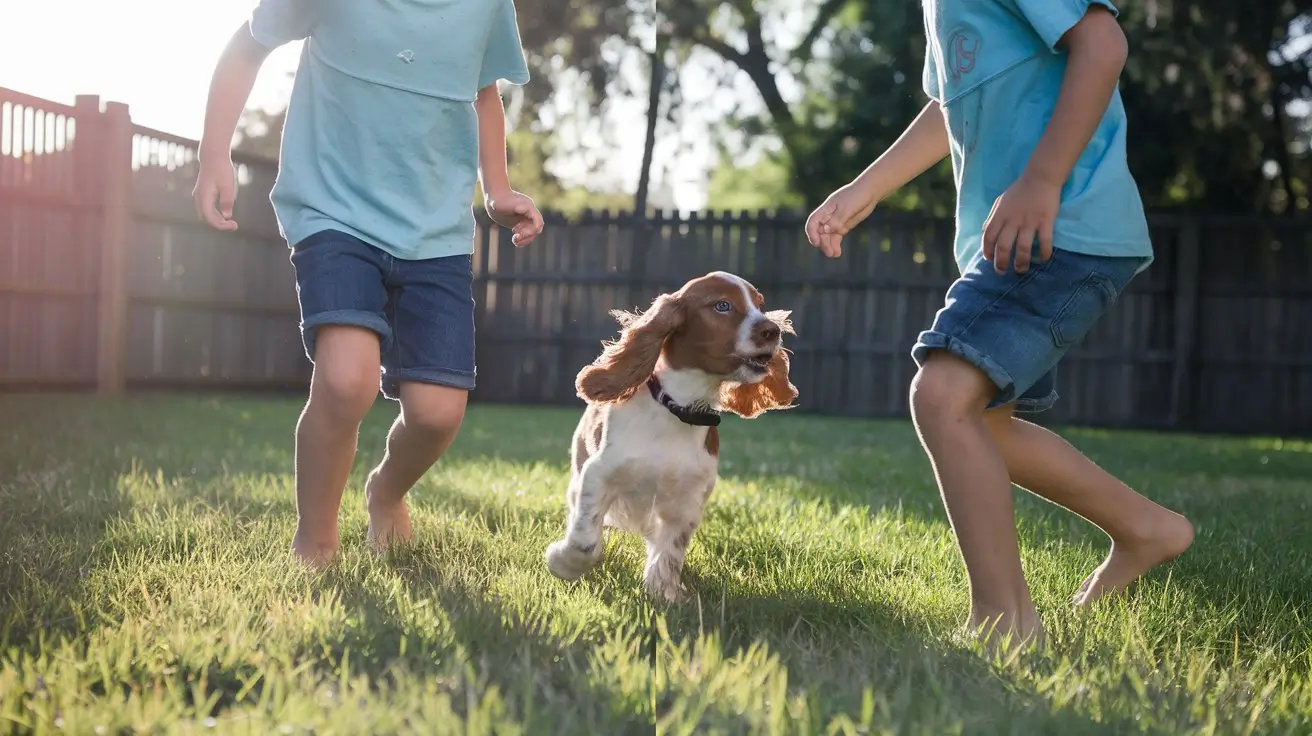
left=635, top=33, right=667, bottom=217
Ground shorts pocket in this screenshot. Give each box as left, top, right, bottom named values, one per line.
left=1049, top=272, right=1118, bottom=348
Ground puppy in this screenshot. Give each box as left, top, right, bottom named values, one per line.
left=545, top=271, right=797, bottom=602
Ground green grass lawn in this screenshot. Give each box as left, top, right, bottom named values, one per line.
left=0, top=394, right=1309, bottom=735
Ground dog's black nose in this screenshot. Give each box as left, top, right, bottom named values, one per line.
left=754, top=321, right=781, bottom=345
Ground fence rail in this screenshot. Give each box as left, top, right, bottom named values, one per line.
left=2, top=88, right=1309, bottom=435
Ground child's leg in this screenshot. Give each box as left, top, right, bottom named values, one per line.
left=293, top=326, right=382, bottom=564
left=288, top=231, right=394, bottom=566
left=364, top=252, right=479, bottom=551
left=910, top=351, right=1041, bottom=644
left=982, top=404, right=1193, bottom=605
left=910, top=249, right=1155, bottom=644
left=365, top=383, right=467, bottom=547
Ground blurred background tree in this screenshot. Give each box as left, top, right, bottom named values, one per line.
left=664, top=0, right=1312, bottom=214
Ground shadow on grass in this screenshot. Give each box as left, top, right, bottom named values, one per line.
left=0, top=402, right=143, bottom=650
left=662, top=561, right=1132, bottom=733
left=149, top=479, right=659, bottom=732
left=313, top=549, right=656, bottom=734
left=709, top=413, right=1312, bottom=643
left=5, top=394, right=1310, bottom=729
left=0, top=391, right=345, bottom=650
left=1020, top=425, right=1312, bottom=637
left=437, top=488, right=1130, bottom=734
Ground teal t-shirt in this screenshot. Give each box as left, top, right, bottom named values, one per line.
left=921, top=0, right=1152, bottom=274
left=249, top=0, right=530, bottom=260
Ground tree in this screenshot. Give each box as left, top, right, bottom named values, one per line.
left=663, top=0, right=819, bottom=178
left=634, top=28, right=668, bottom=216
left=511, top=0, right=652, bottom=205
left=1116, top=1, right=1312, bottom=212
left=672, top=0, right=1312, bottom=214
left=663, top=0, right=954, bottom=210
left=704, top=149, right=804, bottom=211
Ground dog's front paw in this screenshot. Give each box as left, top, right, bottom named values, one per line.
left=644, top=574, right=690, bottom=604
left=545, top=539, right=601, bottom=581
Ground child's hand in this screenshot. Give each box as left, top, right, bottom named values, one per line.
left=485, top=190, right=544, bottom=247
left=804, top=183, right=878, bottom=258
left=192, top=155, right=239, bottom=232
left=982, top=173, right=1059, bottom=274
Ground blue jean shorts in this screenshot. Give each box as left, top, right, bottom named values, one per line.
left=289, top=229, right=477, bottom=400
left=911, top=249, right=1147, bottom=413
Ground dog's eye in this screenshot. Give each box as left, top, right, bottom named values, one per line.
left=713, top=300, right=732, bottom=313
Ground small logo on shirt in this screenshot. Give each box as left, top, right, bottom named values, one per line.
left=397, top=49, right=416, bottom=64
left=946, top=28, right=980, bottom=81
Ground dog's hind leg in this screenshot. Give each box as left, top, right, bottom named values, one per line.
left=546, top=458, right=611, bottom=580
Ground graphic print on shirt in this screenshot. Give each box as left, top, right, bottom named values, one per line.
left=945, top=26, right=981, bottom=83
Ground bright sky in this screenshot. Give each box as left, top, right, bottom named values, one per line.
left=1, top=0, right=720, bottom=210
left=2, top=1, right=300, bottom=138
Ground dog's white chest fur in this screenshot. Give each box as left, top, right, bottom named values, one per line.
left=598, top=399, right=719, bottom=535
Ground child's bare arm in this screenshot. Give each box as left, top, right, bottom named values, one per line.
left=1021, top=6, right=1127, bottom=188
left=193, top=23, right=271, bottom=230
left=473, top=84, right=512, bottom=198
left=850, top=100, right=951, bottom=203
left=982, top=5, right=1126, bottom=272
left=805, top=101, right=949, bottom=257
left=474, top=84, right=543, bottom=246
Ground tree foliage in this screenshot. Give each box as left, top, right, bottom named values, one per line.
left=1117, top=1, right=1312, bottom=213
left=673, top=0, right=1312, bottom=214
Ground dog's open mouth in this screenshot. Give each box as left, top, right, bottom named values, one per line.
left=742, top=352, right=773, bottom=371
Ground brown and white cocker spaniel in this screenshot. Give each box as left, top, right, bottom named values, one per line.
left=545, top=271, right=798, bottom=602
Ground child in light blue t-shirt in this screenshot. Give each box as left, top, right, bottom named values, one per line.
left=193, top=0, right=544, bottom=566
left=806, top=0, right=1193, bottom=647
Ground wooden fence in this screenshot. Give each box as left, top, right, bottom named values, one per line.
left=2, top=89, right=1309, bottom=436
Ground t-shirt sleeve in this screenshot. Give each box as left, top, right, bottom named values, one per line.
left=248, top=0, right=319, bottom=49
left=478, top=0, right=531, bottom=89
left=1012, top=0, right=1118, bottom=52
left=921, top=15, right=942, bottom=101
left=922, top=55, right=942, bottom=101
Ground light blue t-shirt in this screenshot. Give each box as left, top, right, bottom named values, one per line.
left=249, top=0, right=530, bottom=260
left=921, top=0, right=1152, bottom=274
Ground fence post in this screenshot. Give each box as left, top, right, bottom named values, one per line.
left=94, top=101, right=133, bottom=394
left=1169, top=218, right=1201, bottom=429
left=472, top=217, right=491, bottom=332
left=629, top=208, right=651, bottom=307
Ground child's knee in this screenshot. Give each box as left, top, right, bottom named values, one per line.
left=310, top=366, right=380, bottom=422
left=309, top=328, right=383, bottom=420
left=909, top=351, right=995, bottom=425
left=398, top=383, right=468, bottom=436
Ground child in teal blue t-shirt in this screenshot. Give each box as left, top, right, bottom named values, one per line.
left=193, top=0, right=544, bottom=566
left=806, top=0, right=1193, bottom=647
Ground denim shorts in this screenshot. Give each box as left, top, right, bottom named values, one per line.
left=911, top=249, right=1147, bottom=413
left=289, top=229, right=476, bottom=400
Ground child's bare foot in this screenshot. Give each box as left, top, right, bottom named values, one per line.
left=291, top=532, right=338, bottom=569
left=967, top=604, right=1046, bottom=653
left=365, top=471, right=413, bottom=552
left=1073, top=511, right=1194, bottom=606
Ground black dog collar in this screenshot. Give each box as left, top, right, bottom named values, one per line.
left=647, top=376, right=721, bottom=427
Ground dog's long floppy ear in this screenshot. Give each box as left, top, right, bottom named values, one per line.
left=576, top=294, right=686, bottom=403
left=719, top=310, right=798, bottom=419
